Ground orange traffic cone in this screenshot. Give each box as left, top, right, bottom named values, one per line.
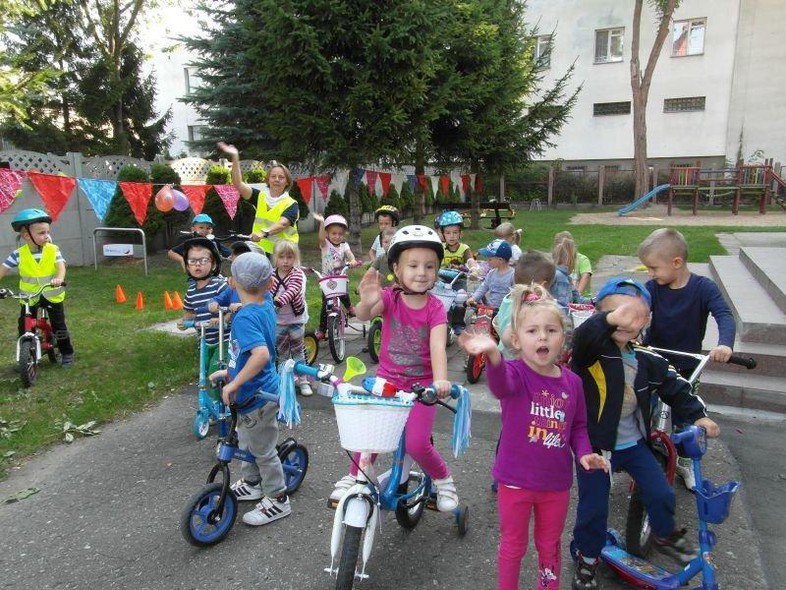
left=164, top=291, right=174, bottom=310
left=172, top=291, right=184, bottom=310
left=135, top=291, right=145, bottom=310
left=115, top=284, right=127, bottom=304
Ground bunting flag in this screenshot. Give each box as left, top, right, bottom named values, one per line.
left=213, top=184, right=240, bottom=219
left=417, top=174, right=428, bottom=193
left=475, top=173, right=483, bottom=193
left=440, top=175, right=450, bottom=195
left=119, top=182, right=152, bottom=225
left=378, top=172, right=392, bottom=197
left=365, top=170, right=378, bottom=196
left=350, top=168, right=366, bottom=185
left=181, top=184, right=211, bottom=215
left=461, top=174, right=471, bottom=196
left=407, top=174, right=417, bottom=193
left=28, top=172, right=76, bottom=222
left=314, top=175, right=331, bottom=201
left=429, top=175, right=440, bottom=196
left=0, top=168, right=27, bottom=214
left=77, top=178, right=117, bottom=222
left=295, top=177, right=313, bottom=204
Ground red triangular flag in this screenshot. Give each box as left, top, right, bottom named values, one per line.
left=378, top=172, right=392, bottom=197
left=27, top=172, right=76, bottom=222
left=180, top=185, right=211, bottom=214
left=440, top=175, right=450, bottom=195
left=119, top=181, right=153, bottom=225
left=461, top=174, right=471, bottom=196
left=295, top=177, right=313, bottom=204
left=314, top=176, right=330, bottom=201
left=417, top=174, right=428, bottom=193
left=365, top=171, right=378, bottom=196
left=474, top=173, right=483, bottom=194
left=213, top=184, right=240, bottom=219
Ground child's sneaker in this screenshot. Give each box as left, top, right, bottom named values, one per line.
left=61, top=354, right=74, bottom=368
left=242, top=494, right=291, bottom=526
left=572, top=556, right=599, bottom=590
left=230, top=478, right=263, bottom=501
left=299, top=381, right=313, bottom=397
left=432, top=476, right=459, bottom=512
left=675, top=456, right=696, bottom=491
left=329, top=475, right=356, bottom=505
left=654, top=528, right=698, bottom=564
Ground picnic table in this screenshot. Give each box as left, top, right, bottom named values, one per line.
left=436, top=201, right=516, bottom=229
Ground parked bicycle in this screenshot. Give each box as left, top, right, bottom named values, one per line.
left=0, top=283, right=62, bottom=387
left=432, top=268, right=469, bottom=347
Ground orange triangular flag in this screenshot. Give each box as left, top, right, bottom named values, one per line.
left=172, top=291, right=184, bottom=310
left=164, top=291, right=174, bottom=310
left=135, top=291, right=145, bottom=310
left=115, top=284, right=127, bottom=303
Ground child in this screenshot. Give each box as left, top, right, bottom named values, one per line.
left=466, top=239, right=515, bottom=309
left=436, top=210, right=477, bottom=271
left=0, top=208, right=74, bottom=367
left=178, top=238, right=228, bottom=400
left=638, top=227, right=735, bottom=490
left=494, top=222, right=523, bottom=266
left=209, top=252, right=291, bottom=526
left=367, top=227, right=397, bottom=287
left=570, top=276, right=720, bottom=590
left=459, top=284, right=608, bottom=590
left=554, top=231, right=592, bottom=298
left=330, top=225, right=459, bottom=511
left=367, top=205, right=400, bottom=261
left=208, top=241, right=267, bottom=314
left=313, top=213, right=360, bottom=339
left=551, top=238, right=589, bottom=307
left=270, top=241, right=312, bottom=396
left=168, top=214, right=229, bottom=272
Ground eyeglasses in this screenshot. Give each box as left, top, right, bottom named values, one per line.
left=187, top=257, right=212, bottom=266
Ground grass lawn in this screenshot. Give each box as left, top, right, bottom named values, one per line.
left=1, top=207, right=783, bottom=478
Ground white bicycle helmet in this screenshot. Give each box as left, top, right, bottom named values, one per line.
left=387, top=225, right=444, bottom=266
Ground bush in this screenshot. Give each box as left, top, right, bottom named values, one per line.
left=245, top=168, right=267, bottom=184
left=359, top=182, right=377, bottom=214
left=399, top=181, right=414, bottom=215
left=288, top=180, right=311, bottom=220
left=325, top=189, right=349, bottom=217
left=383, top=185, right=401, bottom=212
left=604, top=173, right=636, bottom=204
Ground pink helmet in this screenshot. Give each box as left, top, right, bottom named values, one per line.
left=323, top=214, right=348, bottom=230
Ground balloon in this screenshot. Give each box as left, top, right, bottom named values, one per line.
left=172, top=189, right=189, bottom=212
left=154, top=185, right=174, bottom=212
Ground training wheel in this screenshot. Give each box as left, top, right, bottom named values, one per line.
left=455, top=505, right=469, bottom=537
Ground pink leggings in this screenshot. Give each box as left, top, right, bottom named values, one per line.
left=349, top=402, right=449, bottom=480
left=497, top=485, right=569, bottom=590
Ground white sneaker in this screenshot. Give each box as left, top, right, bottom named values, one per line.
left=329, top=475, right=356, bottom=504
left=299, top=381, right=313, bottom=397
left=432, top=476, right=459, bottom=512
left=242, top=494, right=291, bottom=526
left=676, top=457, right=696, bottom=491
left=230, top=478, right=263, bottom=501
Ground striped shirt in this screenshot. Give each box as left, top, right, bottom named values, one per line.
left=184, top=276, right=228, bottom=344
left=270, top=267, right=308, bottom=325
left=3, top=245, right=66, bottom=269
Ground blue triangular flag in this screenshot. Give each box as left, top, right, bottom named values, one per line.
left=78, top=178, right=117, bottom=222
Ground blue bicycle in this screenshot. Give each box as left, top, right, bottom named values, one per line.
left=294, top=358, right=470, bottom=590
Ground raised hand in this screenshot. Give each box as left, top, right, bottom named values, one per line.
left=358, top=269, right=382, bottom=303
left=217, top=142, right=239, bottom=158
left=458, top=330, right=498, bottom=355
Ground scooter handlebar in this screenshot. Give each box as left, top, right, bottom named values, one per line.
left=727, top=354, right=757, bottom=370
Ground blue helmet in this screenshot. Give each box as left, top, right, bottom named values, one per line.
left=192, top=213, right=214, bottom=226
left=11, top=208, right=52, bottom=232
left=436, top=210, right=464, bottom=229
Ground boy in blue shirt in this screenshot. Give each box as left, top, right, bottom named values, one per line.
left=466, top=239, right=514, bottom=309
left=209, top=252, right=290, bottom=526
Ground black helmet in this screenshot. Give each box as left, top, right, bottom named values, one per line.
left=182, top=237, right=222, bottom=279
left=374, top=205, right=400, bottom=226
left=388, top=225, right=444, bottom=267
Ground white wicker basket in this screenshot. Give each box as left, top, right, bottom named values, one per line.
left=431, top=284, right=459, bottom=313
left=571, top=310, right=593, bottom=328
left=319, top=275, right=348, bottom=298
left=332, top=393, right=414, bottom=453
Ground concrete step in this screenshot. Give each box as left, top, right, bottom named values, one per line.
left=699, top=371, right=786, bottom=415
left=710, top=255, right=786, bottom=344
left=739, top=247, right=786, bottom=313
left=703, top=320, right=786, bottom=378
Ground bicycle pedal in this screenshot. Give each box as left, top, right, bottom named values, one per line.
left=327, top=498, right=339, bottom=510
left=425, top=494, right=439, bottom=511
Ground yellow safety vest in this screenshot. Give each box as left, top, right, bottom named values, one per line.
left=18, top=243, right=65, bottom=304
left=442, top=243, right=470, bottom=268
left=251, top=186, right=299, bottom=254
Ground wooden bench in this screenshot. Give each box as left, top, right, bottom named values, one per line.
left=436, top=201, right=516, bottom=229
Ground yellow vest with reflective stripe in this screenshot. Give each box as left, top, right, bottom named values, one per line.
left=251, top=186, right=299, bottom=254
left=18, top=243, right=65, bottom=304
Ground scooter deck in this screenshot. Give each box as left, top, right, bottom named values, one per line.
left=602, top=545, right=681, bottom=589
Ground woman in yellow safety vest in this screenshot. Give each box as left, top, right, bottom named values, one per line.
left=218, top=142, right=300, bottom=256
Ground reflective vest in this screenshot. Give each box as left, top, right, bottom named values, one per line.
left=251, top=186, right=299, bottom=254
left=18, top=243, right=65, bottom=304
left=442, top=243, right=470, bottom=268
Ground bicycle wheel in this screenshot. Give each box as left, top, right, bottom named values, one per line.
left=335, top=524, right=363, bottom=590
left=303, top=331, right=319, bottom=365
left=394, top=472, right=427, bottom=530
left=328, top=314, right=346, bottom=363
left=45, top=330, right=58, bottom=364
left=279, top=441, right=309, bottom=495
left=18, top=338, right=37, bottom=388
left=367, top=320, right=382, bottom=363
left=465, top=353, right=484, bottom=384
left=180, top=482, right=238, bottom=547
left=192, top=410, right=210, bottom=440
left=625, top=451, right=669, bottom=557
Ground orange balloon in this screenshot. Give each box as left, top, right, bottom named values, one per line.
left=155, top=185, right=174, bottom=212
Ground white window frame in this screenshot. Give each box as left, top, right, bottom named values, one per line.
left=534, top=35, right=552, bottom=69
left=595, top=28, right=624, bottom=64
left=672, top=18, right=706, bottom=57
left=187, top=125, right=206, bottom=143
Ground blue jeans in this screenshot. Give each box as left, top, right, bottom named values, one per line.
left=572, top=439, right=676, bottom=559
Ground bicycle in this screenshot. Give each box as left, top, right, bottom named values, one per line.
left=365, top=315, right=383, bottom=363
left=293, top=357, right=471, bottom=590
left=0, top=283, right=62, bottom=387
left=463, top=302, right=498, bottom=384
left=180, top=388, right=309, bottom=547
left=432, top=268, right=469, bottom=347
left=624, top=348, right=756, bottom=558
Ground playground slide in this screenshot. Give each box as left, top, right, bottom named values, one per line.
left=617, top=184, right=671, bottom=216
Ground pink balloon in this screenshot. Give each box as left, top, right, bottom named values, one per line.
left=172, top=189, right=189, bottom=212
left=155, top=185, right=174, bottom=212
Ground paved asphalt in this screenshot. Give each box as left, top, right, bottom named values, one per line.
left=0, top=325, right=775, bottom=590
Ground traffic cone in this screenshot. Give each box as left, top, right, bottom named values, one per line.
left=164, top=291, right=174, bottom=310
left=172, top=291, right=184, bottom=310
left=135, top=291, right=145, bottom=310
left=115, top=284, right=127, bottom=304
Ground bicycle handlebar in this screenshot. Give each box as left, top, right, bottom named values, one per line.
left=0, top=282, right=66, bottom=300
left=727, top=354, right=757, bottom=370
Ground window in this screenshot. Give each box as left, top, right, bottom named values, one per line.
left=184, top=68, right=202, bottom=94
left=566, top=166, right=586, bottom=175
left=187, top=125, right=206, bottom=142
left=672, top=18, right=705, bottom=56
left=534, top=35, right=552, bottom=69
left=593, top=101, right=631, bottom=116
left=664, top=96, right=706, bottom=112
left=595, top=28, right=624, bottom=63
